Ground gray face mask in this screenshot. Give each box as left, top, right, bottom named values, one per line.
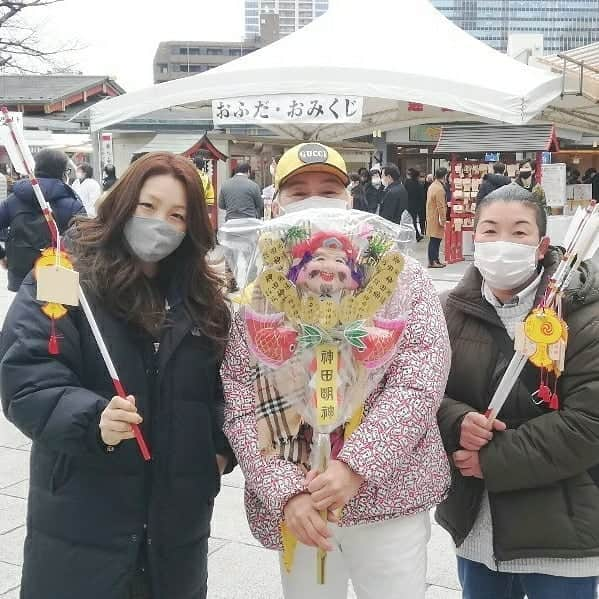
left=124, top=216, right=185, bottom=263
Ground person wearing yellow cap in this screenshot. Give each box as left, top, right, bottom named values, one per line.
left=271, top=142, right=351, bottom=215
left=221, top=142, right=451, bottom=598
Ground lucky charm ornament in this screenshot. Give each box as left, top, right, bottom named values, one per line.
left=240, top=208, right=411, bottom=584
left=515, top=304, right=568, bottom=410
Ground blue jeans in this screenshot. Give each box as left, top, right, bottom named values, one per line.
left=428, top=236, right=442, bottom=264
left=458, top=557, right=597, bottom=599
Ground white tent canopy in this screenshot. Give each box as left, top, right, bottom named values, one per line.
left=89, top=0, right=562, bottom=136
left=534, top=42, right=599, bottom=135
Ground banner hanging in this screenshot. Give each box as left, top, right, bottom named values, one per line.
left=212, top=94, right=363, bottom=126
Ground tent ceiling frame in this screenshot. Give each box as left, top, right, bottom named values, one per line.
left=544, top=105, right=599, bottom=130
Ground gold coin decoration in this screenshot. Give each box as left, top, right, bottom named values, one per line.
left=258, top=270, right=299, bottom=314
left=300, top=295, right=320, bottom=325
left=339, top=295, right=356, bottom=325
left=283, top=292, right=301, bottom=322
left=318, top=299, right=339, bottom=330
left=353, top=252, right=404, bottom=320
left=259, top=237, right=290, bottom=271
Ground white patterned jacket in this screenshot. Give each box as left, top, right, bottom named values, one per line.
left=221, top=256, right=451, bottom=550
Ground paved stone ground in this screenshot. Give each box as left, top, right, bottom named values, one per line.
left=0, top=245, right=468, bottom=598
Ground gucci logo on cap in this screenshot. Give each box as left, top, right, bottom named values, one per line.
left=298, top=143, right=329, bottom=164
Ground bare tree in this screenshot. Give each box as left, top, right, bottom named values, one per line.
left=0, top=1, right=78, bottom=73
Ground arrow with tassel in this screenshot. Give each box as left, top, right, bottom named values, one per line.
left=485, top=200, right=599, bottom=422
left=0, top=107, right=151, bottom=461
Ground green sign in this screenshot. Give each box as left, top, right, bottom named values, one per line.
left=409, top=125, right=442, bottom=143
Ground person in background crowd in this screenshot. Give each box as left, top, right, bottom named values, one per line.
left=0, top=152, right=233, bottom=599
left=360, top=168, right=383, bottom=213
left=102, top=164, right=117, bottom=192
left=426, top=167, right=448, bottom=269
left=405, top=168, right=425, bottom=241
left=515, top=160, right=547, bottom=213
left=348, top=171, right=369, bottom=211
left=0, top=164, right=7, bottom=202
left=424, top=173, right=434, bottom=201
left=222, top=141, right=451, bottom=599
left=583, top=168, right=599, bottom=201
left=566, top=167, right=581, bottom=185
left=64, top=158, right=77, bottom=186
left=218, top=162, right=263, bottom=221
left=0, top=149, right=85, bottom=291
left=370, top=167, right=382, bottom=189
left=262, top=159, right=277, bottom=206
left=477, top=162, right=511, bottom=202
left=380, top=164, right=409, bottom=225
left=436, top=183, right=599, bottom=599
left=72, top=162, right=102, bottom=217
left=582, top=168, right=596, bottom=185
left=193, top=156, right=215, bottom=208
left=443, top=170, right=452, bottom=205
left=417, top=172, right=428, bottom=237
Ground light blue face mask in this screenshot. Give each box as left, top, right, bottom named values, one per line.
left=124, top=216, right=185, bottom=263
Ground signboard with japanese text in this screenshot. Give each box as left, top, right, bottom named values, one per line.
left=542, top=163, right=567, bottom=208
left=212, top=95, right=364, bottom=126
left=100, top=132, right=114, bottom=168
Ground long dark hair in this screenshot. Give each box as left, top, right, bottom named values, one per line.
left=70, top=152, right=230, bottom=353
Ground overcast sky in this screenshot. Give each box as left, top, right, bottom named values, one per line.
left=26, top=0, right=338, bottom=92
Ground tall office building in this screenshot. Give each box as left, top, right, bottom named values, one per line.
left=245, top=0, right=329, bottom=39
left=431, top=1, right=599, bottom=53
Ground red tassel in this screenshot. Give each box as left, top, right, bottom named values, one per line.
left=538, top=386, right=549, bottom=404
left=549, top=377, right=560, bottom=411
left=48, top=318, right=59, bottom=355
left=536, top=369, right=552, bottom=404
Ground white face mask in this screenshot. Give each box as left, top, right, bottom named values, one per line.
left=277, top=196, right=348, bottom=215
left=474, top=240, right=539, bottom=291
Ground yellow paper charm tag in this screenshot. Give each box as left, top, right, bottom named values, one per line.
left=315, top=343, right=338, bottom=427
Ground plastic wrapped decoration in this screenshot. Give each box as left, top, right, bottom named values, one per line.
left=242, top=208, right=411, bottom=431
left=239, top=207, right=412, bottom=582
left=217, top=217, right=263, bottom=295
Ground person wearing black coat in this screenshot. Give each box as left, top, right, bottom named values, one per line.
left=583, top=168, right=599, bottom=201
left=404, top=168, right=426, bottom=241
left=359, top=169, right=383, bottom=213
left=0, top=152, right=233, bottom=599
left=379, top=164, right=409, bottom=226
left=0, top=148, right=86, bottom=291
left=348, top=171, right=369, bottom=211
left=476, top=162, right=512, bottom=202
left=103, top=164, right=118, bottom=191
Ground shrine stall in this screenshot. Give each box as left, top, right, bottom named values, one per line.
left=434, top=124, right=560, bottom=263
